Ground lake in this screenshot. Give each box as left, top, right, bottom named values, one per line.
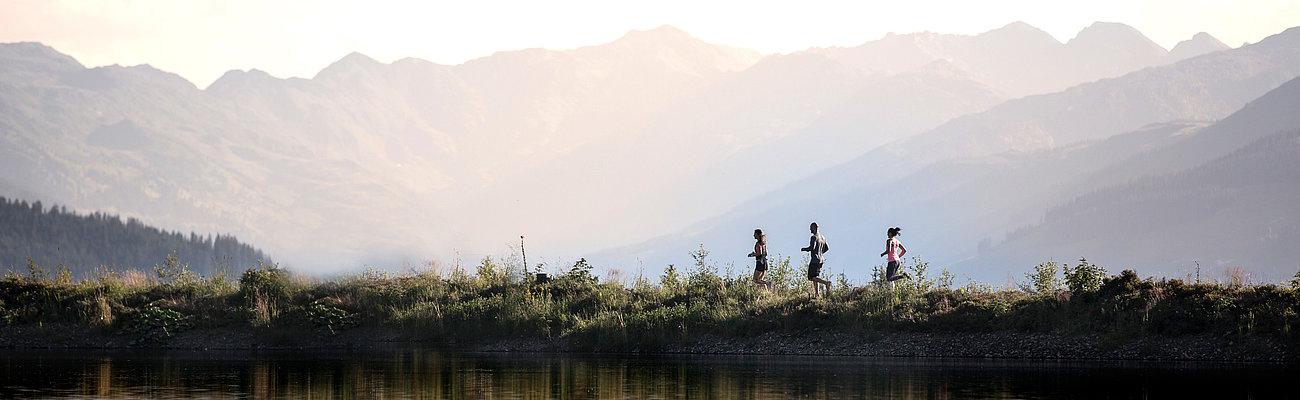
left=0, top=350, right=1294, bottom=399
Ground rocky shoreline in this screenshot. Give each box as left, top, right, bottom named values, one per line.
left=2, top=323, right=1294, bottom=362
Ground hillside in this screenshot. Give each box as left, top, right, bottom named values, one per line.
left=0, top=197, right=268, bottom=276
left=0, top=23, right=1252, bottom=272
left=0, top=28, right=762, bottom=269
left=612, top=29, right=1300, bottom=280
left=976, top=77, right=1300, bottom=277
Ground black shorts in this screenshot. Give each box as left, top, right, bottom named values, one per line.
left=887, top=260, right=901, bottom=277
left=807, top=261, right=823, bottom=280
left=755, top=258, right=768, bottom=272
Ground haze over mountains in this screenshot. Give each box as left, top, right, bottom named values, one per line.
left=611, top=25, right=1300, bottom=281
left=2, top=21, right=1295, bottom=281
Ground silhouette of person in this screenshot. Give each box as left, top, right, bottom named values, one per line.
left=800, top=222, right=832, bottom=297
left=881, top=227, right=911, bottom=282
left=748, top=228, right=773, bottom=290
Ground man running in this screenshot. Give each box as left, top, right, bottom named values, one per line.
left=800, top=222, right=832, bottom=297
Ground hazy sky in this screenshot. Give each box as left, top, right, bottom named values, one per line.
left=4, top=0, right=1298, bottom=87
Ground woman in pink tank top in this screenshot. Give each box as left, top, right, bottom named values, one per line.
left=880, top=227, right=910, bottom=282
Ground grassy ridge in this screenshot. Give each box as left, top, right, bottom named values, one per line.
left=1, top=254, right=1298, bottom=349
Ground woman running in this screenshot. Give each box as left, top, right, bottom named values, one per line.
left=881, top=227, right=910, bottom=282
left=748, top=228, right=773, bottom=290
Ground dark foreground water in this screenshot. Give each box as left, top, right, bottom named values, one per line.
left=0, top=350, right=1295, bottom=399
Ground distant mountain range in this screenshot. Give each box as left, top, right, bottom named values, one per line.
left=608, top=26, right=1300, bottom=282
left=812, top=22, right=1226, bottom=98
left=3, top=21, right=1289, bottom=280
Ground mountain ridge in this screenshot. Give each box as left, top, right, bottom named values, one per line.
left=2, top=22, right=1287, bottom=275
left=604, top=25, right=1300, bottom=280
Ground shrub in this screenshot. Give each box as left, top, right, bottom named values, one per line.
left=304, top=302, right=358, bottom=335
left=937, top=268, right=955, bottom=290
left=1064, top=258, right=1105, bottom=294
left=476, top=256, right=504, bottom=286
left=153, top=251, right=195, bottom=285
left=869, top=264, right=886, bottom=286
left=1225, top=266, right=1248, bottom=289
left=124, top=305, right=194, bottom=345
left=769, top=257, right=797, bottom=293
left=908, top=257, right=936, bottom=292
left=1095, top=270, right=1154, bottom=333
left=565, top=258, right=597, bottom=284
left=54, top=265, right=73, bottom=287
left=1025, top=261, right=1061, bottom=295
left=239, top=263, right=295, bottom=303
left=25, top=257, right=48, bottom=284
left=660, top=265, right=682, bottom=292
left=238, top=263, right=297, bottom=325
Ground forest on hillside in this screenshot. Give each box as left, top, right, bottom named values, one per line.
left=0, top=197, right=268, bottom=277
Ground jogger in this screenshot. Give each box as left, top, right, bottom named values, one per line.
left=801, top=222, right=833, bottom=297
left=749, top=228, right=773, bottom=290
left=881, top=227, right=910, bottom=282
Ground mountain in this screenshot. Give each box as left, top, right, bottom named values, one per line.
left=0, top=44, right=444, bottom=269
left=1, top=23, right=1276, bottom=275
left=454, top=53, right=1007, bottom=256
left=849, top=25, right=1300, bottom=184
left=461, top=22, right=1193, bottom=257
left=610, top=26, right=1300, bottom=281
left=977, top=76, right=1300, bottom=278
left=0, top=197, right=268, bottom=277
left=1065, top=22, right=1168, bottom=80
left=812, top=21, right=1184, bottom=98
left=0, top=30, right=762, bottom=270
left=1168, top=32, right=1231, bottom=62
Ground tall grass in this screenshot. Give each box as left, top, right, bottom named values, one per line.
left=1, top=256, right=1298, bottom=348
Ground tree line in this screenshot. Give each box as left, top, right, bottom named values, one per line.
left=0, top=196, right=268, bottom=277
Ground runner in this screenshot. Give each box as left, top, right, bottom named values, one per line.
left=748, top=228, right=773, bottom=290
left=800, top=222, right=833, bottom=297
left=881, top=227, right=911, bottom=282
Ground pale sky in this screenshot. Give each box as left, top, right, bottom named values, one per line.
left=3, top=0, right=1298, bottom=88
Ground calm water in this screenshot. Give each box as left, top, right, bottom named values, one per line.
left=0, top=350, right=1294, bottom=399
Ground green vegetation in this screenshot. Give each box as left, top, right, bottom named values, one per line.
left=0, top=197, right=268, bottom=278
left=1, top=255, right=1298, bottom=349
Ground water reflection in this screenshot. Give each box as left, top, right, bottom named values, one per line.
left=1, top=349, right=1294, bottom=399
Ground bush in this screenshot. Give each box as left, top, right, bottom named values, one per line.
left=153, top=251, right=196, bottom=285
left=1064, top=258, right=1105, bottom=294
left=304, top=302, right=359, bottom=335
left=476, top=256, right=505, bottom=286
left=238, top=263, right=297, bottom=325
left=1026, top=261, right=1061, bottom=295
left=769, top=257, right=797, bottom=293
left=124, top=305, right=193, bottom=345
left=25, top=257, right=48, bottom=284
left=239, top=263, right=296, bottom=301
left=564, top=258, right=597, bottom=284
left=660, top=265, right=682, bottom=292
left=937, top=268, right=955, bottom=290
